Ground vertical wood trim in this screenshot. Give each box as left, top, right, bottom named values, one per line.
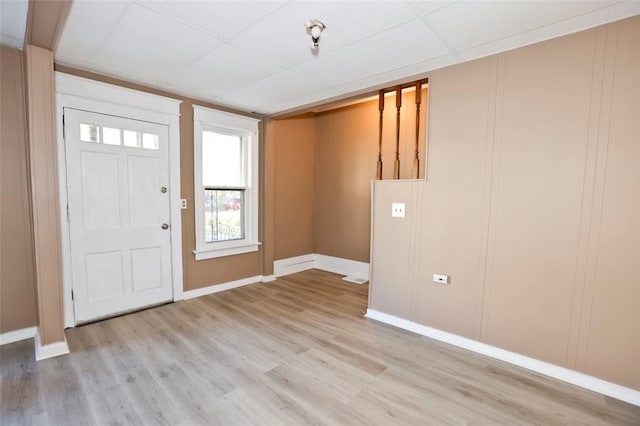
left=479, top=53, right=506, bottom=342
left=575, top=23, right=620, bottom=372
left=263, top=119, right=276, bottom=276
left=25, top=45, right=65, bottom=345
left=474, top=55, right=500, bottom=341
left=393, top=88, right=402, bottom=179
left=565, top=26, right=608, bottom=370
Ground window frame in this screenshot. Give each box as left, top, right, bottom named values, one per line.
left=193, top=105, right=260, bottom=260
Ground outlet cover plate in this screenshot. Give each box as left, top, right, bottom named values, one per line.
left=392, top=202, right=406, bottom=218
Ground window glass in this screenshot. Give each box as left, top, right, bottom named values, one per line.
left=204, top=189, right=244, bottom=243
left=143, top=133, right=159, bottom=150
left=202, top=130, right=242, bottom=187
left=103, top=127, right=121, bottom=145
left=80, top=123, right=100, bottom=143
left=123, top=130, right=141, bottom=147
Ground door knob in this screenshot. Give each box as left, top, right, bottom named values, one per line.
left=160, top=186, right=167, bottom=193
left=161, top=223, right=170, bottom=230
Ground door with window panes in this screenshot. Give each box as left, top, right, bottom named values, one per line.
left=65, top=108, right=173, bottom=323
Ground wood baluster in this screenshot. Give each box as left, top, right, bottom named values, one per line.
left=413, top=82, right=422, bottom=179
left=376, top=90, right=384, bottom=180
left=393, top=87, right=401, bottom=179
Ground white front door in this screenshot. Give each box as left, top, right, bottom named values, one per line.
left=64, top=108, right=173, bottom=323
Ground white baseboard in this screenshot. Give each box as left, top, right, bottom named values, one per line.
left=183, top=275, right=266, bottom=300
left=0, top=326, right=37, bottom=345
left=274, top=254, right=316, bottom=277
left=365, top=309, right=640, bottom=407
left=315, top=254, right=369, bottom=281
left=262, top=275, right=276, bottom=283
left=274, top=253, right=370, bottom=280
left=35, top=330, right=70, bottom=361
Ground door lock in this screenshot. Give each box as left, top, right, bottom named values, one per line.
left=160, top=186, right=167, bottom=193
left=161, top=223, right=170, bottom=230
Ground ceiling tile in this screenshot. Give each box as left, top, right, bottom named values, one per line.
left=138, top=0, right=287, bottom=40
left=56, top=0, right=133, bottom=66
left=222, top=70, right=329, bottom=114
left=0, top=0, right=29, bottom=49
left=227, top=1, right=419, bottom=68
left=90, top=3, right=221, bottom=83
left=169, top=43, right=283, bottom=98
left=424, top=1, right=618, bottom=52
left=291, top=19, right=450, bottom=87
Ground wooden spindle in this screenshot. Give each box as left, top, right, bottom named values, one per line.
left=413, top=82, right=422, bottom=179
left=376, top=90, right=384, bottom=180
left=393, top=87, right=402, bottom=179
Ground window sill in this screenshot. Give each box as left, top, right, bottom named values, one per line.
left=193, top=241, right=261, bottom=261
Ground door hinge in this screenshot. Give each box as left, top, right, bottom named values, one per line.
left=71, top=289, right=74, bottom=300
left=62, top=114, right=66, bottom=140
left=66, top=204, right=70, bottom=223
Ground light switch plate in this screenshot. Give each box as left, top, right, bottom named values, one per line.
left=391, top=202, right=406, bottom=218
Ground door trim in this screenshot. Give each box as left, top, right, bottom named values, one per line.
left=55, top=72, right=184, bottom=327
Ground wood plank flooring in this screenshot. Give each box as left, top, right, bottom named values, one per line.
left=2, top=269, right=639, bottom=425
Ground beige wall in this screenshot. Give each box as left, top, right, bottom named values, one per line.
left=369, top=16, right=640, bottom=390
left=272, top=115, right=317, bottom=261
left=314, top=89, right=428, bottom=263
left=0, top=46, right=38, bottom=333
left=269, top=89, right=428, bottom=264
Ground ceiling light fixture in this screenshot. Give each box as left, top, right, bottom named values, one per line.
left=306, top=19, right=326, bottom=52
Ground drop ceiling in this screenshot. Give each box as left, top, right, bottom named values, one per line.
left=3, top=1, right=639, bottom=115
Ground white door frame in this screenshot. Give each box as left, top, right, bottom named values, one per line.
left=55, top=72, right=184, bottom=327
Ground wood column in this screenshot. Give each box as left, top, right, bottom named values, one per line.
left=413, top=82, right=422, bottom=179
left=24, top=45, right=66, bottom=347
left=376, top=90, right=384, bottom=180
left=393, top=87, right=402, bottom=179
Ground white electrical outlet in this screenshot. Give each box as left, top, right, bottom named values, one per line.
left=180, top=199, right=187, bottom=209
left=391, top=202, right=406, bottom=218
left=433, top=273, right=449, bottom=284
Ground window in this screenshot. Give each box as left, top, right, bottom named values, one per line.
left=193, top=106, right=260, bottom=260
left=79, top=123, right=159, bottom=150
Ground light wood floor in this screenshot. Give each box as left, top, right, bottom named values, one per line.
left=2, top=269, right=639, bottom=425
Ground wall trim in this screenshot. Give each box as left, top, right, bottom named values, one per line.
left=34, top=329, right=70, bottom=361
left=315, top=254, right=370, bottom=281
left=0, top=326, right=38, bottom=346
left=183, top=275, right=268, bottom=300
left=274, top=253, right=370, bottom=279
left=274, top=254, right=316, bottom=277
left=365, top=309, right=640, bottom=407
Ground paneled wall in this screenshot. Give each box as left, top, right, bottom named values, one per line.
left=271, top=115, right=317, bottom=260
left=0, top=46, right=38, bottom=333
left=369, top=16, right=639, bottom=390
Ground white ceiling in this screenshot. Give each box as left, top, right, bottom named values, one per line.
left=0, top=0, right=28, bottom=49
left=3, top=1, right=639, bottom=115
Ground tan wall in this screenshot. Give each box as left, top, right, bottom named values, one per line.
left=314, top=89, right=427, bottom=263
left=272, top=115, right=317, bottom=260
left=0, top=46, right=38, bottom=333
left=369, top=16, right=640, bottom=390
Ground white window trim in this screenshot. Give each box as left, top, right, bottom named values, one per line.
left=193, top=106, right=260, bottom=260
